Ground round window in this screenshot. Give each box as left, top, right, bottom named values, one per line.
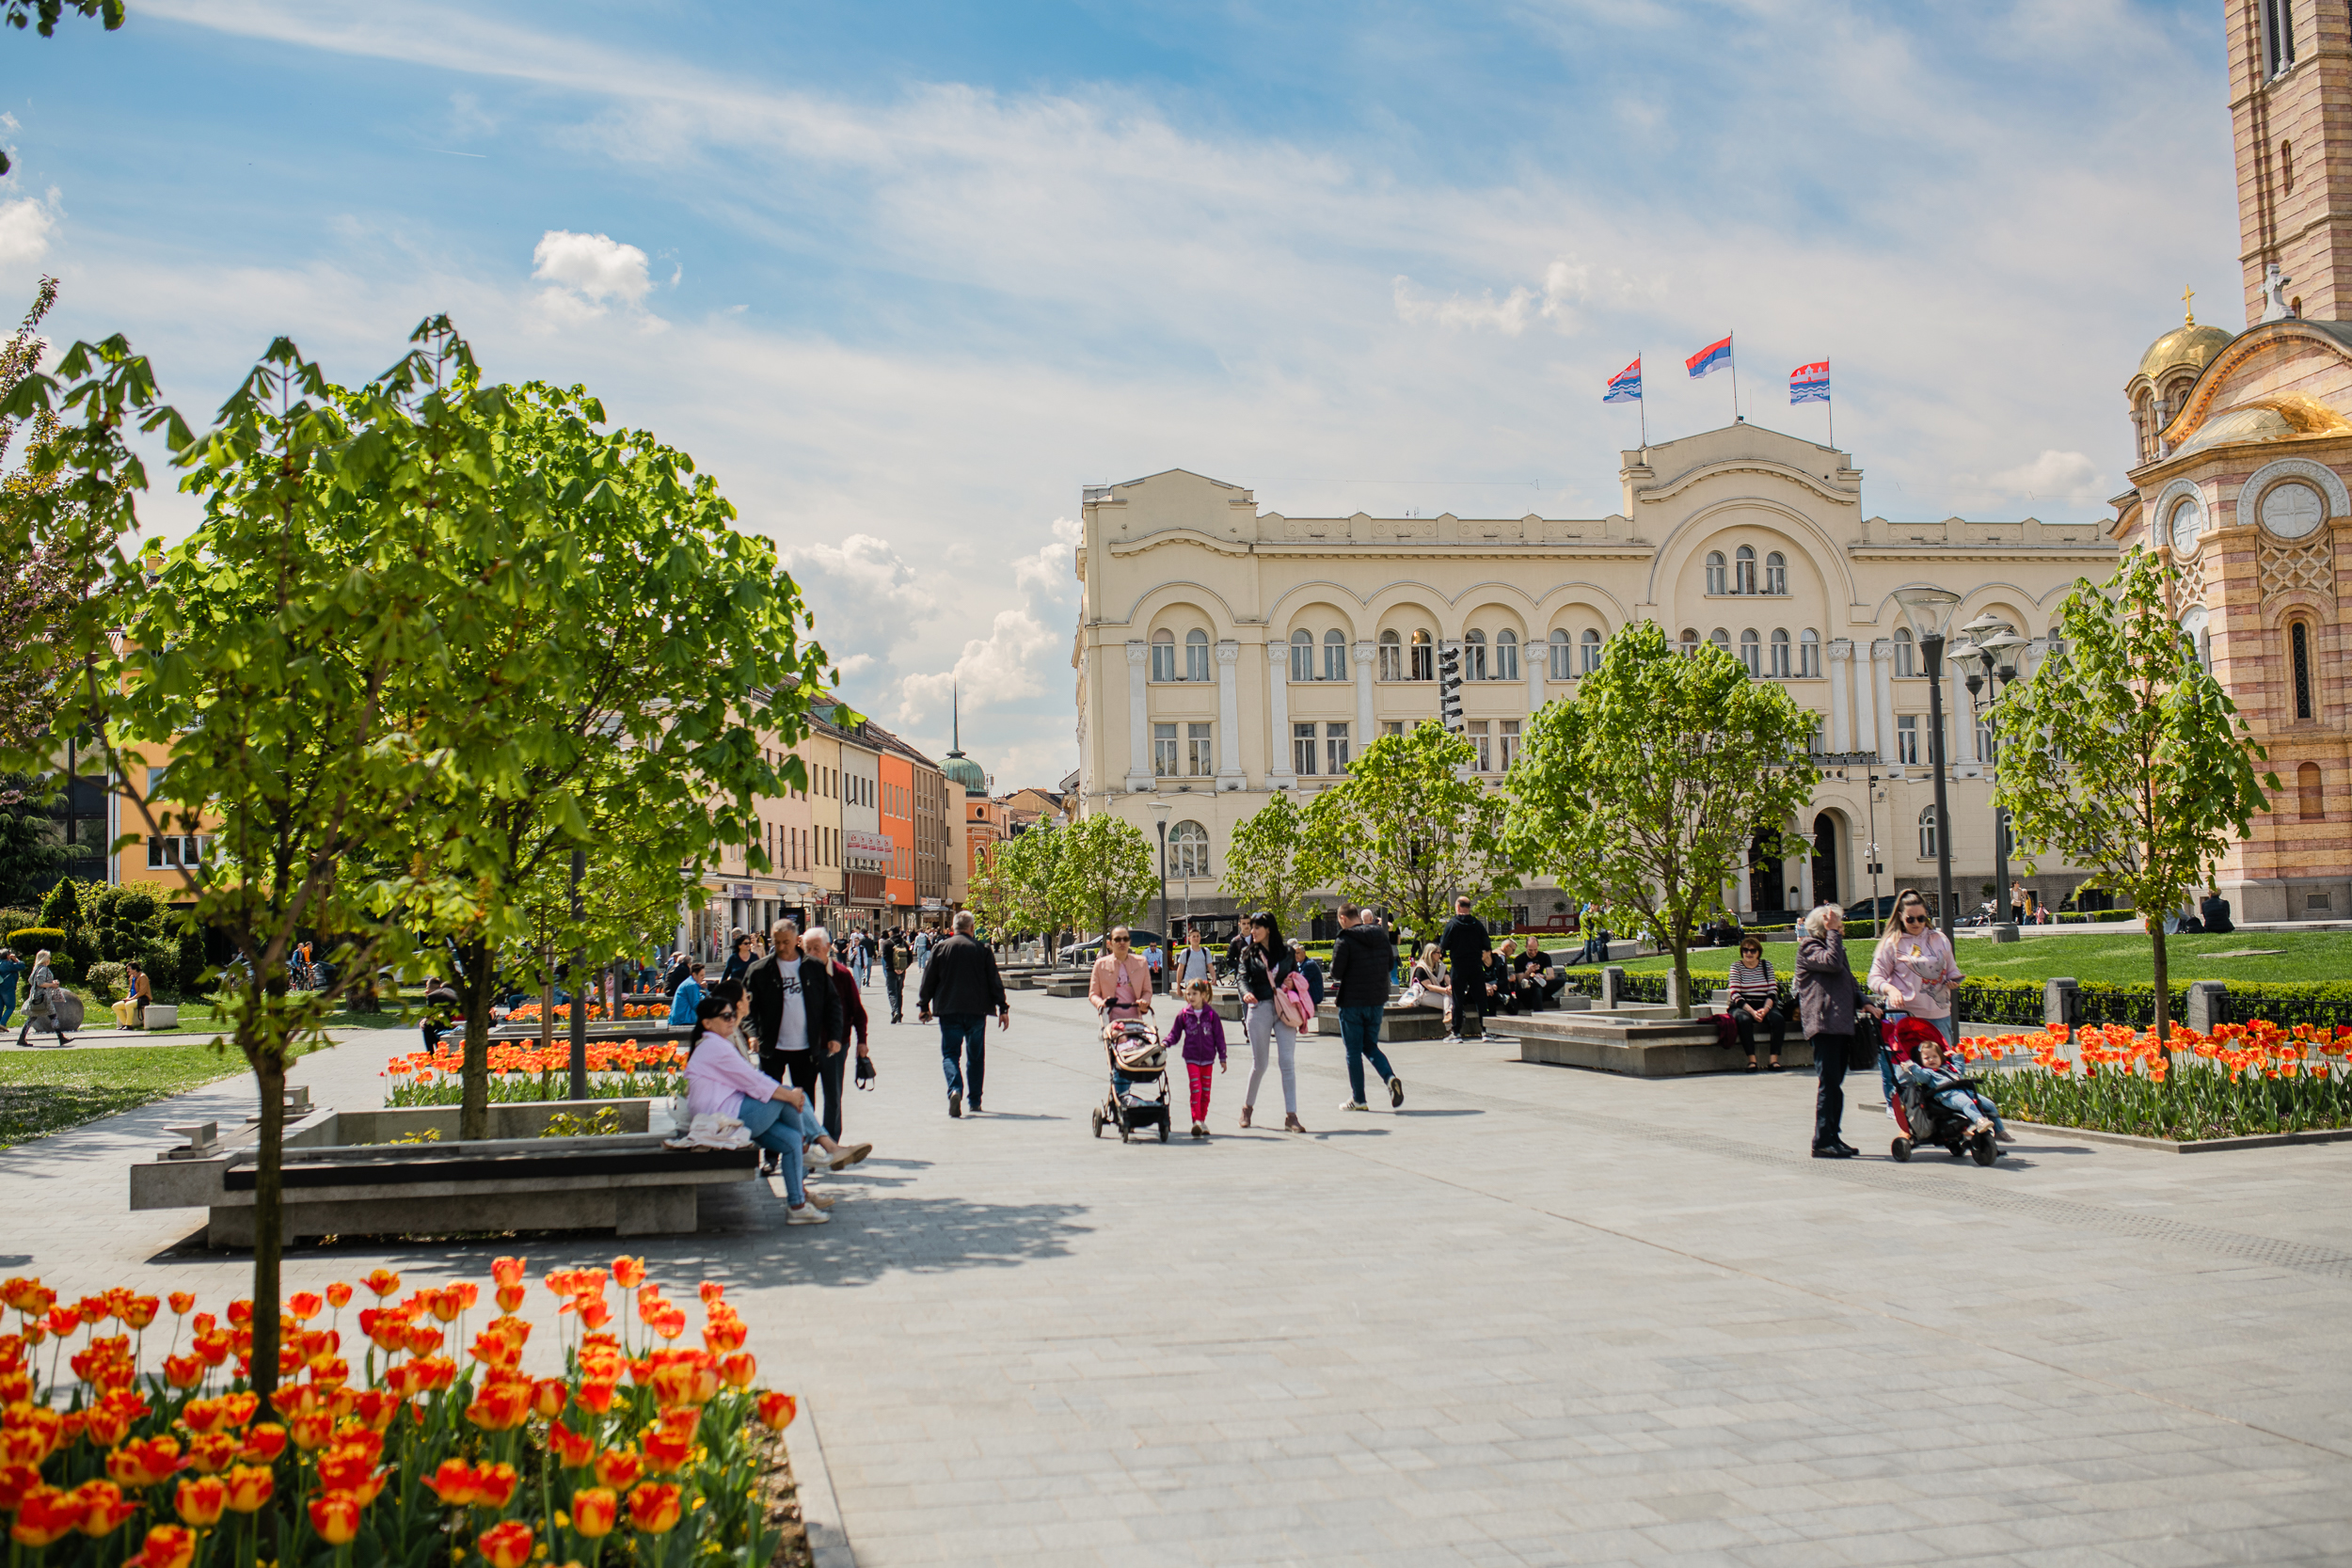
left=2169, top=495, right=2203, bottom=554
left=2260, top=480, right=2328, bottom=539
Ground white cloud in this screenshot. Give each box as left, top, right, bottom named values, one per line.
left=0, top=191, right=58, bottom=270
left=898, top=605, right=1059, bottom=719
left=1958, top=450, right=2111, bottom=513
left=778, top=532, right=936, bottom=653
left=530, top=229, right=660, bottom=325
left=1011, top=515, right=1082, bottom=599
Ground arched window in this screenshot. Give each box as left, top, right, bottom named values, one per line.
left=1290, top=628, right=1314, bottom=682
left=1894, top=626, right=1916, bottom=677
left=1735, top=545, right=1757, bottom=594
left=1705, top=551, right=1727, bottom=594
left=1680, top=628, right=1701, bottom=657
left=1739, top=628, right=1761, bottom=676
left=1708, top=628, right=1732, bottom=657
left=1918, top=805, right=1939, bottom=860
left=1168, top=819, right=1211, bottom=879
left=1410, top=628, right=1434, bottom=680
left=1464, top=629, right=1488, bottom=681
left=1495, top=628, right=1519, bottom=681
left=1799, top=627, right=1820, bottom=677
left=1548, top=628, right=1572, bottom=680
left=1769, top=627, right=1791, bottom=678
left=2180, top=606, right=2210, bottom=671
left=1581, top=627, right=1603, bottom=673
left=2292, top=620, right=2314, bottom=719
left=1765, top=551, right=1788, bottom=595
left=2299, top=762, right=2325, bottom=821
left=1324, top=628, right=1347, bottom=681
left=1150, top=628, right=1176, bottom=683
left=1378, top=629, right=1404, bottom=682
left=1185, top=627, right=1210, bottom=682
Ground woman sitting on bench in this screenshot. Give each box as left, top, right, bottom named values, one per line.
left=684, top=989, right=868, bottom=1227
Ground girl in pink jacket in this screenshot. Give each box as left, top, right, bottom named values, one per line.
left=1164, top=979, right=1229, bottom=1139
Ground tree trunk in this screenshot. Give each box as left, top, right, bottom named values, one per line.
left=459, top=936, right=494, bottom=1141
left=2150, top=918, right=2171, bottom=1043
left=1671, top=936, right=1693, bottom=1020
left=247, top=1042, right=285, bottom=1403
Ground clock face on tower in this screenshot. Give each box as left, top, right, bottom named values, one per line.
left=2169, top=496, right=2203, bottom=554
left=2261, top=481, right=2327, bottom=540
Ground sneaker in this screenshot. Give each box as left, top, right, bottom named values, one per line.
left=1995, top=1128, right=2016, bottom=1143
left=949, top=1088, right=962, bottom=1118
left=967, top=1101, right=982, bottom=1114
left=786, top=1204, right=830, bottom=1225
left=1811, top=1145, right=1853, bottom=1159
left=758, top=1154, right=779, bottom=1176
left=829, top=1142, right=874, bottom=1172
left=1340, top=1101, right=1370, bottom=1112
left=808, top=1193, right=837, bottom=1210
left=1388, top=1076, right=1405, bottom=1109
left=803, top=1147, right=834, bottom=1171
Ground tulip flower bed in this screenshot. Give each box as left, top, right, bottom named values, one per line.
left=1957, top=1021, right=2352, bottom=1141
left=0, top=1259, right=807, bottom=1568
left=502, top=1004, right=670, bottom=1025
left=385, top=1043, right=687, bottom=1108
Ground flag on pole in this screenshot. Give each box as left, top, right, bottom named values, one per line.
left=1686, top=335, right=1733, bottom=378
left=1602, top=357, right=1643, bottom=403
left=1790, top=361, right=1831, bottom=404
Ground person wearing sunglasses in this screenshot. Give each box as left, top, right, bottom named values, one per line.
left=683, top=990, right=869, bottom=1224
left=1089, top=927, right=1154, bottom=1027
left=1867, top=889, right=1969, bottom=1128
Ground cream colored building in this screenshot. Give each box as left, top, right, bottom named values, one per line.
left=1072, top=421, right=2115, bottom=927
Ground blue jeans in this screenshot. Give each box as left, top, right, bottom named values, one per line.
left=938, top=1012, right=987, bottom=1105
left=0, top=983, right=15, bottom=1028
left=1879, top=1011, right=1958, bottom=1115
left=739, top=1095, right=821, bottom=1207
left=1932, top=1085, right=2005, bottom=1134
left=1339, top=1006, right=1396, bottom=1104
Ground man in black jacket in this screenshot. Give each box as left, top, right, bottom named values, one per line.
left=917, top=910, right=1009, bottom=1117
left=745, top=920, right=844, bottom=1174
left=881, top=928, right=915, bottom=1022
left=1439, top=895, right=1490, bottom=1040
left=1330, top=904, right=1404, bottom=1111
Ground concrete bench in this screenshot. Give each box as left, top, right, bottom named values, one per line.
left=131, top=1101, right=752, bottom=1247
left=1311, top=1002, right=1451, bottom=1042
left=1488, top=1013, right=1815, bottom=1076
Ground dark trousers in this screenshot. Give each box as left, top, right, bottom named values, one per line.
left=1447, top=961, right=1484, bottom=1037
left=1734, top=1001, right=1791, bottom=1060
left=938, top=1011, right=987, bottom=1105
left=1812, top=1033, right=1851, bottom=1148
left=1339, top=1006, right=1396, bottom=1103
left=885, top=971, right=906, bottom=1021
left=816, top=1047, right=847, bottom=1140
left=772, top=1049, right=822, bottom=1116
left=1515, top=974, right=1565, bottom=1011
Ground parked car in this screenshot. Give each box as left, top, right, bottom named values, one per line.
left=1057, top=929, right=1165, bottom=966
left=1845, top=895, right=1902, bottom=923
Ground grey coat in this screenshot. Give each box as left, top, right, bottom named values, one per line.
left=1793, top=933, right=1864, bottom=1038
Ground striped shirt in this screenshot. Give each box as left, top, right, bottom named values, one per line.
left=1726, top=957, right=1778, bottom=1005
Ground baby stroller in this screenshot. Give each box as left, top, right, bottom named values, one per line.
left=1883, top=1016, right=1999, bottom=1166
left=1090, top=1019, right=1171, bottom=1144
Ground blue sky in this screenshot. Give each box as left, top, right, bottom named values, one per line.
left=2, top=0, right=2237, bottom=785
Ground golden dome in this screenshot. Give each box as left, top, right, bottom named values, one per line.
left=2137, top=321, right=2233, bottom=385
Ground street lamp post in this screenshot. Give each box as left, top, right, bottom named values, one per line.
left=1893, top=588, right=1964, bottom=940
left=1956, top=617, right=2030, bottom=943
left=1148, top=800, right=1171, bottom=996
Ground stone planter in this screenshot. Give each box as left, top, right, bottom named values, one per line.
left=143, top=1004, right=180, bottom=1029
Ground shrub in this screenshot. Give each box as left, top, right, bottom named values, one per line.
left=85, top=960, right=127, bottom=1004
left=43, top=954, right=76, bottom=983
left=8, top=927, right=65, bottom=959
left=0, top=909, right=36, bottom=937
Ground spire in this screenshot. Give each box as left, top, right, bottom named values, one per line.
left=952, top=682, right=961, bottom=753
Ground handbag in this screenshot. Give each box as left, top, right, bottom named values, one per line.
left=854, top=1052, right=877, bottom=1090
left=1848, top=1014, right=1882, bottom=1071
left=1273, top=972, right=1312, bottom=1031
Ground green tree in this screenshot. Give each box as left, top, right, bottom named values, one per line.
left=1505, top=623, right=1820, bottom=1019
left=1218, top=788, right=1316, bottom=935
left=0, top=777, right=65, bottom=908
left=965, top=840, right=1041, bottom=942
left=1991, top=546, right=2275, bottom=1040
left=993, top=822, right=1066, bottom=945
left=1051, top=812, right=1157, bottom=940
left=1296, top=721, right=1516, bottom=942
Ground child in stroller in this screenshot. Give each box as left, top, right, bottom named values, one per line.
left=1883, top=1016, right=2007, bottom=1165
left=1091, top=1017, right=1173, bottom=1143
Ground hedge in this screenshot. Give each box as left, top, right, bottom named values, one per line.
left=8, top=927, right=66, bottom=959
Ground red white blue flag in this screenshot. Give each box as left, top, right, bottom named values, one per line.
left=1686, top=334, right=1733, bottom=378
left=1790, top=361, right=1830, bottom=404
left=1603, top=356, right=1642, bottom=404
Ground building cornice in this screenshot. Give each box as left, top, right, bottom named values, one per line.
left=1632, top=457, right=1862, bottom=506
left=1248, top=542, right=1654, bottom=560
left=1846, top=546, right=2118, bottom=563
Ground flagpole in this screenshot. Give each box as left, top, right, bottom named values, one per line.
left=1825, top=356, right=1834, bottom=451
left=1639, top=355, right=1647, bottom=448
left=1729, top=334, right=1740, bottom=422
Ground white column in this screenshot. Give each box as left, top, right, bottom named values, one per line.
left=1852, top=639, right=1879, bottom=762
left=1264, top=643, right=1294, bottom=786
left=1826, top=640, right=1853, bottom=753
left=1124, top=641, right=1152, bottom=791
left=1354, top=641, right=1377, bottom=749
left=1952, top=659, right=1979, bottom=764
left=1871, top=640, right=1898, bottom=765
left=1216, top=641, right=1243, bottom=784
left=1524, top=636, right=1546, bottom=719
left=1796, top=818, right=1816, bottom=910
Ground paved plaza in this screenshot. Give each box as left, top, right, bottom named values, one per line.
left=4, top=985, right=2351, bottom=1567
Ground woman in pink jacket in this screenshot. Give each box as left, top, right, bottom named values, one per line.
left=1089, top=928, right=1156, bottom=1024
left=1867, top=890, right=1965, bottom=1051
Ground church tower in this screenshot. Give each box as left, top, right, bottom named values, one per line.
left=2233, top=1, right=2352, bottom=323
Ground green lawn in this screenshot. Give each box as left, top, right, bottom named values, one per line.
left=0, top=1039, right=329, bottom=1149
left=1614, top=930, right=2352, bottom=987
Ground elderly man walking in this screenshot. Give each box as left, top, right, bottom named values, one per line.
left=1332, top=904, right=1404, bottom=1111
left=745, top=921, right=844, bottom=1176
left=918, top=910, right=1010, bottom=1117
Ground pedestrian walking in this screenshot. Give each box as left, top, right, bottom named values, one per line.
left=882, top=928, right=914, bottom=1022
left=803, top=929, right=868, bottom=1141
left=1725, top=936, right=1790, bottom=1071
left=0, top=948, right=23, bottom=1030
left=1439, top=895, right=1490, bottom=1041
left=850, top=929, right=872, bottom=988
left=918, top=910, right=1009, bottom=1117
left=1089, top=927, right=1153, bottom=1025
left=722, top=934, right=755, bottom=985
left=1166, top=977, right=1228, bottom=1137
left=1867, top=891, right=1963, bottom=1053
left=1794, top=903, right=1879, bottom=1158
left=1238, top=911, right=1308, bottom=1132
left=15, top=949, right=70, bottom=1047
left=744, top=922, right=845, bottom=1176
left=1172, top=924, right=1215, bottom=994
left=1332, top=904, right=1404, bottom=1112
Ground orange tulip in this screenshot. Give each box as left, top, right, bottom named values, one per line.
left=495, top=1284, right=526, bottom=1314
left=239, top=1424, right=288, bottom=1463
left=289, top=1410, right=336, bottom=1451
left=217, top=1392, right=259, bottom=1430
left=316, top=1449, right=387, bottom=1504
left=592, top=1446, right=642, bottom=1491
left=532, top=1377, right=570, bottom=1418
left=578, top=1298, right=613, bottom=1330
left=287, top=1291, right=324, bottom=1322
left=161, top=1353, right=204, bottom=1391
left=718, top=1352, right=757, bottom=1389
left=226, top=1300, right=253, bottom=1328
left=548, top=1419, right=595, bottom=1469
left=222, top=1465, right=274, bottom=1514
left=184, top=1433, right=239, bottom=1475
left=479, top=1520, right=534, bottom=1568
left=10, top=1485, right=87, bottom=1547
left=125, top=1523, right=199, bottom=1568
left=173, top=1475, right=227, bottom=1528
left=466, top=1381, right=532, bottom=1433
left=121, top=1296, right=160, bottom=1332
left=569, top=1486, right=618, bottom=1539
left=577, top=1379, right=618, bottom=1415
left=0, top=1465, right=38, bottom=1513
left=164, top=1290, right=195, bottom=1317
left=642, top=1427, right=692, bottom=1476
left=360, top=1269, right=401, bottom=1300
left=755, top=1391, right=798, bottom=1431
left=611, top=1257, right=645, bottom=1289
left=106, top=1435, right=185, bottom=1489
left=325, top=1282, right=353, bottom=1309
left=71, top=1479, right=139, bottom=1538
left=627, top=1482, right=682, bottom=1534
left=492, top=1257, right=527, bottom=1289
left=309, top=1489, right=364, bottom=1546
